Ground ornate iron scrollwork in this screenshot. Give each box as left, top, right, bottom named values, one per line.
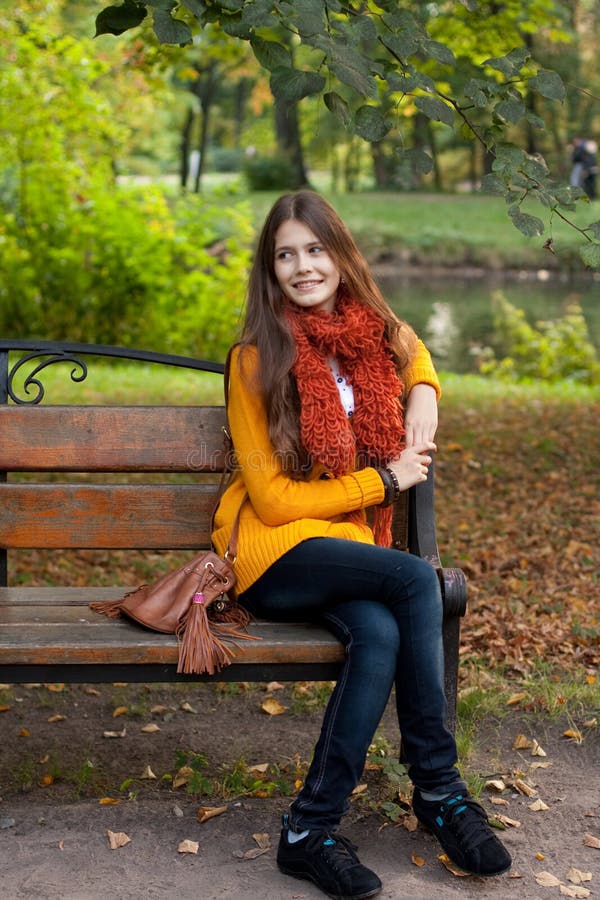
left=7, top=351, right=87, bottom=405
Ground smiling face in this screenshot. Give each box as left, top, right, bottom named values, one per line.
left=273, top=219, right=342, bottom=314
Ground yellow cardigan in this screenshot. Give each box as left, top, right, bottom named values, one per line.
left=212, top=341, right=440, bottom=595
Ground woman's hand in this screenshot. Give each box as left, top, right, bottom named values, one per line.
left=404, top=383, right=438, bottom=447
left=386, top=441, right=436, bottom=492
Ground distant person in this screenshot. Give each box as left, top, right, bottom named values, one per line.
left=570, top=137, right=585, bottom=188
left=582, top=140, right=598, bottom=200
left=213, top=190, right=512, bottom=899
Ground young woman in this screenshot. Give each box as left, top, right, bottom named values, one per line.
left=212, top=191, right=511, bottom=899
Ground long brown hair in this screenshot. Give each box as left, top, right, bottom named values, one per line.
left=241, top=190, right=418, bottom=474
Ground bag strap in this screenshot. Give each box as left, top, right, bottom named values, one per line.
left=213, top=343, right=246, bottom=562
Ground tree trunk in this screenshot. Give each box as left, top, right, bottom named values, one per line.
left=193, top=61, right=218, bottom=194
left=180, top=107, right=194, bottom=192
left=274, top=94, right=310, bottom=189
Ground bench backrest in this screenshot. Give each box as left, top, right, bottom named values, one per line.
left=0, top=341, right=416, bottom=587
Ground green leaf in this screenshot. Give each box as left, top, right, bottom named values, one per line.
left=180, top=0, right=207, bottom=18
left=241, top=0, right=276, bottom=27
left=329, top=53, right=377, bottom=98
left=529, top=70, right=566, bottom=102
left=403, top=148, right=434, bottom=175
left=521, top=155, right=549, bottom=182
left=495, top=97, right=526, bottom=124
left=414, top=95, right=454, bottom=127
left=585, top=220, right=600, bottom=239
left=480, top=174, right=505, bottom=195
left=387, top=71, right=436, bottom=94
left=423, top=40, right=455, bottom=67
left=344, top=13, right=377, bottom=44
left=152, top=9, right=193, bottom=44
left=95, top=2, right=147, bottom=37
left=323, top=91, right=352, bottom=128
left=290, top=0, right=326, bottom=37
left=580, top=242, right=600, bottom=268
left=380, top=32, right=421, bottom=63
left=354, top=105, right=391, bottom=141
left=270, top=67, right=326, bottom=102
left=220, top=13, right=252, bottom=39
left=250, top=37, right=292, bottom=71
left=508, top=206, right=545, bottom=237
left=483, top=48, right=529, bottom=77
left=464, top=78, right=489, bottom=108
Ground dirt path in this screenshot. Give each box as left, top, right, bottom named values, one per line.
left=0, top=683, right=598, bottom=899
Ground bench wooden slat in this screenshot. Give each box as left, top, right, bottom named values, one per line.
left=0, top=484, right=217, bottom=548
left=0, top=406, right=227, bottom=472
left=0, top=588, right=345, bottom=667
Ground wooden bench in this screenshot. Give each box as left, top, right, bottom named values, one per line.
left=0, top=340, right=467, bottom=729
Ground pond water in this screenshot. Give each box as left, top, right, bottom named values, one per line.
left=378, top=271, right=600, bottom=374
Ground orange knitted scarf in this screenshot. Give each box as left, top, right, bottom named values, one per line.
left=286, top=296, right=405, bottom=546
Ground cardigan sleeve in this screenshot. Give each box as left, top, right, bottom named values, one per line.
left=227, top=345, right=385, bottom=527
left=402, top=339, right=441, bottom=399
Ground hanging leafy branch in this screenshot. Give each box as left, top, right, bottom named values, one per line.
left=91, top=0, right=600, bottom=265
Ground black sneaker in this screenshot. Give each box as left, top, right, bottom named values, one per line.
left=277, top=818, right=382, bottom=900
left=412, top=788, right=512, bottom=877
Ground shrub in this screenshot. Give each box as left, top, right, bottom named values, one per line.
left=478, top=292, right=600, bottom=384
left=243, top=154, right=297, bottom=190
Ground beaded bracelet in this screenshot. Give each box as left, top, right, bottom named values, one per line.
left=385, top=466, right=401, bottom=502
left=376, top=467, right=396, bottom=507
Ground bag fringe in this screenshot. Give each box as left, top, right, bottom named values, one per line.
left=176, top=595, right=236, bottom=675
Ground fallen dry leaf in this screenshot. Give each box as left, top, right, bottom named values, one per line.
left=510, top=778, right=537, bottom=797
left=531, top=761, right=553, bottom=770
left=248, top=763, right=270, bottom=775
left=513, top=733, right=532, bottom=750
left=529, top=799, right=550, bottom=811
left=177, top=840, right=199, bottom=855
left=536, top=852, right=545, bottom=860
left=107, top=830, right=131, bottom=850
left=140, top=766, right=157, bottom=780
left=351, top=784, right=368, bottom=796
left=411, top=851, right=425, bottom=867
left=253, top=833, right=271, bottom=850
left=485, top=779, right=506, bottom=793
left=535, top=871, right=561, bottom=887
left=266, top=681, right=284, bottom=691
left=180, top=702, right=196, bottom=713
left=567, top=868, right=592, bottom=884
left=150, top=704, right=169, bottom=714
left=19, top=728, right=30, bottom=737
left=0, top=705, right=12, bottom=713
left=490, top=797, right=509, bottom=806
left=39, top=774, right=54, bottom=787
left=58, top=840, right=65, bottom=851
left=173, top=766, right=194, bottom=789
left=402, top=814, right=418, bottom=833
left=438, top=853, right=469, bottom=877
left=560, top=885, right=591, bottom=898
left=103, top=727, right=126, bottom=739
left=47, top=715, right=66, bottom=723
left=583, top=833, right=600, bottom=849
left=583, top=718, right=597, bottom=728
left=83, top=687, right=101, bottom=696
left=45, top=683, right=65, bottom=692
left=507, top=692, right=527, bottom=706
left=495, top=814, right=521, bottom=828
left=563, top=729, right=584, bottom=743
left=112, top=706, right=128, bottom=718
left=140, top=723, right=160, bottom=733
left=261, top=698, right=288, bottom=716
left=530, top=740, right=547, bottom=757
left=98, top=797, right=121, bottom=806
left=197, top=805, right=228, bottom=823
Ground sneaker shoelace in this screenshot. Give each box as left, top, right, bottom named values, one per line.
left=318, top=833, right=361, bottom=875
left=436, top=794, right=492, bottom=850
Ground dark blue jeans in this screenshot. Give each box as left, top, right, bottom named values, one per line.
left=239, top=537, right=465, bottom=832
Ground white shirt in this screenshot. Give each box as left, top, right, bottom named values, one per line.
left=328, top=357, right=355, bottom=418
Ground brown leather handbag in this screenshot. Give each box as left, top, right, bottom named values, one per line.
left=90, top=347, right=257, bottom=675
left=90, top=498, right=253, bottom=676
